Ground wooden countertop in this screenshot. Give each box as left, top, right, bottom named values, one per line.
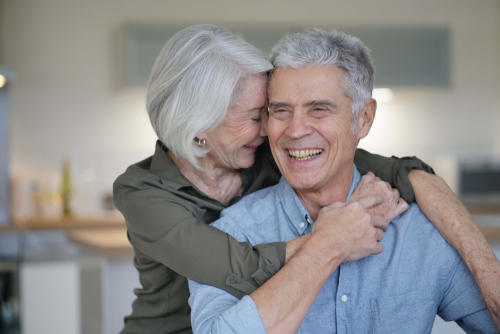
left=479, top=226, right=500, bottom=243
left=68, top=227, right=133, bottom=256
left=466, top=206, right=500, bottom=215
left=0, top=217, right=126, bottom=231
left=67, top=225, right=500, bottom=257
left=3, top=214, right=499, bottom=257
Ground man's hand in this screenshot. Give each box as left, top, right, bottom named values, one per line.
left=284, top=173, right=408, bottom=263
left=350, top=172, right=408, bottom=231
left=312, top=194, right=386, bottom=264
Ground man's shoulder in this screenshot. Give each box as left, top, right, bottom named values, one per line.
left=213, top=184, right=280, bottom=237
left=393, top=203, right=457, bottom=257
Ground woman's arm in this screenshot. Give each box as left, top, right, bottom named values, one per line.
left=354, top=149, right=500, bottom=330
left=408, top=170, right=500, bottom=331
left=113, top=170, right=286, bottom=299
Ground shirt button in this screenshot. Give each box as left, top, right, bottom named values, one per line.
left=229, top=277, right=237, bottom=284
left=299, top=222, right=305, bottom=228
left=341, top=295, right=348, bottom=302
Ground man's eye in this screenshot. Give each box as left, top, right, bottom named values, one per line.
left=269, top=108, right=292, bottom=121
left=271, top=108, right=288, bottom=114
left=251, top=117, right=262, bottom=122
left=309, top=108, right=327, bottom=117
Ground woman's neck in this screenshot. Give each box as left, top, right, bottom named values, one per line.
left=168, top=151, right=244, bottom=205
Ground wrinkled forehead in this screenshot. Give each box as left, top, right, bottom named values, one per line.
left=268, top=66, right=348, bottom=104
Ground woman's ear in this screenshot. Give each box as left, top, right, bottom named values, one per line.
left=356, top=98, right=377, bottom=139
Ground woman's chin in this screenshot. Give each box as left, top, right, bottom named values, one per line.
left=235, top=156, right=256, bottom=169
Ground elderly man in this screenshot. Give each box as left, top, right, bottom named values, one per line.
left=187, top=29, right=497, bottom=333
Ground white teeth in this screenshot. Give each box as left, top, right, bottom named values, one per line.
left=288, top=149, right=323, bottom=161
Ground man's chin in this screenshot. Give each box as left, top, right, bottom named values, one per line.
left=283, top=170, right=323, bottom=192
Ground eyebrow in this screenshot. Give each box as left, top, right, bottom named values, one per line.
left=268, top=101, right=291, bottom=108
left=305, top=99, right=339, bottom=110
left=269, top=100, right=339, bottom=110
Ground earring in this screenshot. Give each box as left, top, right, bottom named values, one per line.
left=194, top=137, right=206, bottom=148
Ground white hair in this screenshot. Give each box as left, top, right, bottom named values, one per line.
left=270, top=29, right=374, bottom=132
left=146, top=24, right=273, bottom=169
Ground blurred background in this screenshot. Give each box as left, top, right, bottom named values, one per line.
left=0, top=0, right=499, bottom=333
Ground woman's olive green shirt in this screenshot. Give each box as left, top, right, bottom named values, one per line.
left=113, top=141, right=434, bottom=334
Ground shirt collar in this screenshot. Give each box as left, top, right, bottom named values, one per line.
left=150, top=141, right=193, bottom=190
left=277, top=165, right=362, bottom=235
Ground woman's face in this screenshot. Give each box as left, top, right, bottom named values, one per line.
left=204, top=74, right=268, bottom=170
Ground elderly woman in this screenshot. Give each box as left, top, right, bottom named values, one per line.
left=114, top=25, right=500, bottom=334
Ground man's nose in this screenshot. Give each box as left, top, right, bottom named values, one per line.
left=285, top=111, right=313, bottom=139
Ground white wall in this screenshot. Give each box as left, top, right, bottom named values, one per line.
left=2, top=0, right=500, bottom=213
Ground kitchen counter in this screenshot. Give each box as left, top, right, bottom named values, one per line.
left=0, top=217, right=125, bottom=231
left=68, top=227, right=133, bottom=256
left=2, top=214, right=498, bottom=256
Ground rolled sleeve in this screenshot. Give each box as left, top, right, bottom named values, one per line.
left=188, top=279, right=266, bottom=334
left=354, top=148, right=435, bottom=203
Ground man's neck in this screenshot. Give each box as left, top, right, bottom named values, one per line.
left=294, top=164, right=354, bottom=221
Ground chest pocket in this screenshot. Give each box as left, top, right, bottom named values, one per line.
left=370, top=290, right=437, bottom=334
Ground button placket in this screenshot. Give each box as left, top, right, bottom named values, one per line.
left=336, top=263, right=351, bottom=334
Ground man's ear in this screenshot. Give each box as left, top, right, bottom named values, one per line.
left=356, top=98, right=377, bottom=140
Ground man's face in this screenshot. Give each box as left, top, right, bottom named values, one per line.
left=267, top=66, right=366, bottom=193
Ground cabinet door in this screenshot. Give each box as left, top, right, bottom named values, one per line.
left=0, top=88, right=9, bottom=226
left=20, top=261, right=80, bottom=334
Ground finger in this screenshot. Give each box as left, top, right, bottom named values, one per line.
left=395, top=198, right=408, bottom=216
left=392, top=188, right=400, bottom=201
left=375, top=228, right=384, bottom=242
left=372, top=215, right=389, bottom=232
left=324, top=201, right=347, bottom=209
left=357, top=193, right=385, bottom=209
left=373, top=242, right=384, bottom=255
left=358, top=173, right=374, bottom=187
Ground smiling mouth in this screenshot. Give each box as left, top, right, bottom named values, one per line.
left=288, top=149, right=323, bottom=161
left=243, top=144, right=259, bottom=150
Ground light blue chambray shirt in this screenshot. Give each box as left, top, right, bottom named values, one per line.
left=188, top=166, right=496, bottom=334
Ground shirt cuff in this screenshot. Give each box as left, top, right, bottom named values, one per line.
left=221, top=295, right=267, bottom=334
left=251, top=242, right=286, bottom=286
left=391, top=156, right=435, bottom=203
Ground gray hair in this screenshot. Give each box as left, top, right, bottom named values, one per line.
left=146, top=24, right=273, bottom=168
left=270, top=29, right=374, bottom=132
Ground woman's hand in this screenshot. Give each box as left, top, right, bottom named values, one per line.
left=350, top=172, right=408, bottom=231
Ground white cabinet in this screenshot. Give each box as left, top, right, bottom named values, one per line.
left=20, top=261, right=80, bottom=334
left=80, top=254, right=139, bottom=334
